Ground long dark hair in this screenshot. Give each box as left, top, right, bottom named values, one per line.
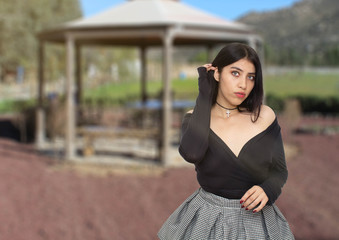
left=211, top=43, right=263, bottom=122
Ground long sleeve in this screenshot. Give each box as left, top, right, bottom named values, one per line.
left=178, top=67, right=216, bottom=163
left=259, top=132, right=288, bottom=205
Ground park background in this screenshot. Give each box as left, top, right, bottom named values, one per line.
left=0, top=0, right=338, bottom=239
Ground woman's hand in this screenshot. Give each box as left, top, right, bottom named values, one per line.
left=197, top=64, right=217, bottom=97
left=202, top=63, right=216, bottom=72
left=240, top=185, right=268, bottom=213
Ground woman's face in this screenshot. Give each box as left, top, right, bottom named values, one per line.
left=214, top=58, right=255, bottom=108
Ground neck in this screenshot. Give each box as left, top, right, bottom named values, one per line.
left=216, top=101, right=237, bottom=110
left=215, top=101, right=238, bottom=118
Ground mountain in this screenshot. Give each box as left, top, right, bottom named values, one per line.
left=237, top=0, right=339, bottom=65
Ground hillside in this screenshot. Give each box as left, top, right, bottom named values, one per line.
left=238, top=0, right=339, bottom=65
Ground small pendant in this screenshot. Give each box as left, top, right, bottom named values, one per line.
left=226, top=110, right=230, bottom=118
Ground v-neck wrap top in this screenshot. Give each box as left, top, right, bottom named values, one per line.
left=178, top=67, right=288, bottom=205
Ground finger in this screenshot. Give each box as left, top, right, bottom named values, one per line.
left=202, top=64, right=217, bottom=72
left=252, top=198, right=268, bottom=213
left=241, top=192, right=259, bottom=209
left=202, top=63, right=212, bottom=69
left=245, top=196, right=262, bottom=211
left=240, top=187, right=256, bottom=204
left=241, top=186, right=264, bottom=208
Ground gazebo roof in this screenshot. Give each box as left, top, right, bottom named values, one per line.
left=67, top=0, right=249, bottom=30
left=39, top=0, right=258, bottom=46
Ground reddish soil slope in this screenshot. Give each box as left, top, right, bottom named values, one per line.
left=0, top=117, right=338, bottom=240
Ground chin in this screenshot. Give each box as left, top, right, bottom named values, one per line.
left=234, top=99, right=245, bottom=106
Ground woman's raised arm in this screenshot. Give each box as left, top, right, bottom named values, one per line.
left=179, top=65, right=217, bottom=163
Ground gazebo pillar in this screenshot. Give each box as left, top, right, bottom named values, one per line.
left=207, top=45, right=214, bottom=63
left=76, top=44, right=83, bottom=105
left=248, top=37, right=258, bottom=51
left=248, top=37, right=265, bottom=68
left=161, top=30, right=173, bottom=166
left=248, top=37, right=266, bottom=103
left=36, top=40, right=46, bottom=147
left=140, top=46, right=147, bottom=103
left=65, top=34, right=76, bottom=159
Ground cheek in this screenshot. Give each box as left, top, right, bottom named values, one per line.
left=220, top=75, right=233, bottom=86
left=219, top=79, right=232, bottom=92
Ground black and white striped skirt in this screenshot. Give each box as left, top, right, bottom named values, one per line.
left=158, top=188, right=294, bottom=240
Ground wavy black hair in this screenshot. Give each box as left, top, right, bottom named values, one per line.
left=211, top=42, right=263, bottom=122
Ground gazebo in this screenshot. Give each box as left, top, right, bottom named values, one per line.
left=36, top=0, right=262, bottom=165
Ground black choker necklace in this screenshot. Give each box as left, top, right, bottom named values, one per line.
left=216, top=101, right=237, bottom=118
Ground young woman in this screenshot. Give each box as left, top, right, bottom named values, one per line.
left=158, top=43, right=294, bottom=239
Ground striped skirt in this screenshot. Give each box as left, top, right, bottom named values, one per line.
left=158, top=188, right=294, bottom=240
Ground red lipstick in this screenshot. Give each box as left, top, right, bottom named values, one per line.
left=235, top=92, right=246, bottom=98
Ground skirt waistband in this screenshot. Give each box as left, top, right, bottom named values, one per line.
left=198, top=188, right=242, bottom=209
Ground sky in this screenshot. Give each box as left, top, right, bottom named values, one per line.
left=80, top=0, right=301, bottom=20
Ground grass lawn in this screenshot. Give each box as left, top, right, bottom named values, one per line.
left=0, top=72, right=338, bottom=113
left=84, top=72, right=339, bottom=102
left=264, top=72, right=339, bottom=97
left=83, top=79, right=199, bottom=103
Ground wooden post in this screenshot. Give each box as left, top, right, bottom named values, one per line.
left=35, top=40, right=45, bottom=147
left=248, top=36, right=266, bottom=103
left=207, top=45, right=214, bottom=63
left=248, top=37, right=257, bottom=51
left=140, top=46, right=147, bottom=103
left=76, top=44, right=82, bottom=105
left=161, top=29, right=173, bottom=166
left=75, top=44, right=83, bottom=124
left=65, top=34, right=76, bottom=160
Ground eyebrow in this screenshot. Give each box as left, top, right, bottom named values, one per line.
left=231, top=66, right=255, bottom=75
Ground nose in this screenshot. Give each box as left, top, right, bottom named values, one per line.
left=238, top=76, right=247, bottom=89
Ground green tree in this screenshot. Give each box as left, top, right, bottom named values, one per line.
left=324, top=45, right=339, bottom=66
left=0, top=0, right=82, bottom=81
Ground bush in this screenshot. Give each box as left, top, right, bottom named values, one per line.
left=294, top=95, right=339, bottom=115
left=266, top=94, right=339, bottom=115
left=265, top=94, right=284, bottom=112
left=0, top=99, right=36, bottom=114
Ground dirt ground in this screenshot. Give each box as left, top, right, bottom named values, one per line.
left=0, top=116, right=338, bottom=240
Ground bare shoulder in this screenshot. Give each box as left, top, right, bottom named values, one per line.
left=259, top=105, right=276, bottom=126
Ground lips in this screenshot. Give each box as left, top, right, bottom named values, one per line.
left=235, top=92, right=246, bottom=98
